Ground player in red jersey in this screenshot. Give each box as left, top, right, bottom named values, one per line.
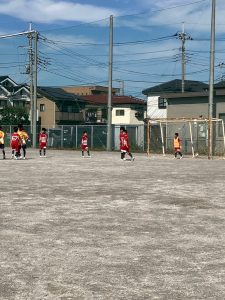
left=120, top=129, right=135, bottom=161
left=81, top=131, right=90, bottom=158
left=39, top=128, right=48, bottom=157
left=11, top=127, right=21, bottom=159
left=119, top=126, right=125, bottom=160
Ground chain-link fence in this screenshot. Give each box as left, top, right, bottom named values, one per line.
left=1, top=124, right=146, bottom=152
left=3, top=121, right=225, bottom=156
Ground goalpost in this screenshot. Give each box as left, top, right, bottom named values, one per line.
left=146, top=118, right=225, bottom=158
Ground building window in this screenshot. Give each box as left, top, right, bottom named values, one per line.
left=218, top=113, right=225, bottom=137
left=40, top=104, right=45, bottom=112
left=116, top=109, right=125, bottom=116
left=158, top=97, right=167, bottom=109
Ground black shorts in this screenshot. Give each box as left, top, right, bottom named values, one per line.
left=0, top=144, right=4, bottom=149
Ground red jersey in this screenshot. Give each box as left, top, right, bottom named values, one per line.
left=121, top=133, right=129, bottom=152
left=119, top=132, right=124, bottom=151
left=11, top=133, right=21, bottom=150
left=39, top=132, right=48, bottom=149
left=81, top=134, right=88, bottom=150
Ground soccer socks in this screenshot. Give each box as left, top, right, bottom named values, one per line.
left=121, top=152, right=125, bottom=160
left=128, top=152, right=133, bottom=158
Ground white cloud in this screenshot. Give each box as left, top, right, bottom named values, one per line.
left=0, top=0, right=118, bottom=23
left=117, top=0, right=225, bottom=35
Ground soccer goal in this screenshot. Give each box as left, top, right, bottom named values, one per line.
left=146, top=118, right=225, bottom=158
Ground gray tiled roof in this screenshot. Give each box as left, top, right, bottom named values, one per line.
left=38, top=86, right=84, bottom=103
left=142, top=79, right=208, bottom=95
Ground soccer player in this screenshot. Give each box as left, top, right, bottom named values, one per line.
left=121, top=129, right=135, bottom=161
left=173, top=132, right=183, bottom=159
left=119, top=126, right=125, bottom=160
left=11, top=127, right=21, bottom=159
left=81, top=131, right=90, bottom=157
left=0, top=126, right=6, bottom=159
left=39, top=128, right=48, bottom=157
left=18, top=125, right=30, bottom=159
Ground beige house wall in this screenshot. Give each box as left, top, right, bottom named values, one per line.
left=37, top=97, right=56, bottom=128
left=216, top=102, right=225, bottom=118
left=63, top=86, right=119, bottom=96
left=63, top=86, right=94, bottom=96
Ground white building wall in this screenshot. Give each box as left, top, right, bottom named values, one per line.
left=112, top=107, right=130, bottom=124
left=147, top=96, right=167, bottom=118
left=112, top=107, right=145, bottom=125
left=130, top=109, right=145, bottom=124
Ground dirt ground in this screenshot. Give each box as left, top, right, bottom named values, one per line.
left=1, top=149, right=225, bottom=300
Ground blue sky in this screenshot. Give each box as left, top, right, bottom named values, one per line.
left=0, top=0, right=225, bottom=98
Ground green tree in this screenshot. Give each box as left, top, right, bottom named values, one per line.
left=0, top=106, right=30, bottom=125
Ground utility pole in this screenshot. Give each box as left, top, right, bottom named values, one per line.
left=33, top=30, right=38, bottom=148
left=107, top=15, right=113, bottom=151
left=176, top=23, right=192, bottom=93
left=28, top=23, right=33, bottom=136
left=208, top=0, right=216, bottom=159
left=27, top=24, right=38, bottom=148
left=0, top=26, right=36, bottom=146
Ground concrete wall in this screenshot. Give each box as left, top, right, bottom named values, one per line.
left=167, top=103, right=208, bottom=118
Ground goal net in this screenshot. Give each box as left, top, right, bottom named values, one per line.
left=146, top=118, right=225, bottom=158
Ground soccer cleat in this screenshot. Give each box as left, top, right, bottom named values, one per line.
left=180, top=156, right=183, bottom=159
left=132, top=157, right=135, bottom=161
left=23, top=157, right=26, bottom=160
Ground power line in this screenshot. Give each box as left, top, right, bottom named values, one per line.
left=114, top=0, right=208, bottom=19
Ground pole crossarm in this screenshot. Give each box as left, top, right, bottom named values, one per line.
left=0, top=30, right=35, bottom=39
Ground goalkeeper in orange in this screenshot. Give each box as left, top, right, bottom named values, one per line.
left=173, top=132, right=183, bottom=159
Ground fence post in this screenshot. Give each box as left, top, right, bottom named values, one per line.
left=76, top=125, right=78, bottom=148
left=91, top=125, right=94, bottom=149
left=61, top=126, right=63, bottom=148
